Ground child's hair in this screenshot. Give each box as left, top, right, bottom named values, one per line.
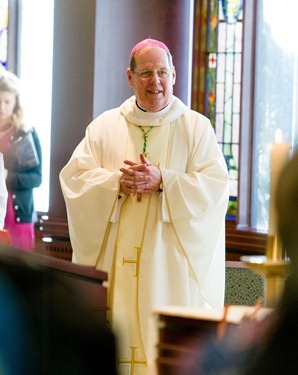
left=0, top=69, right=26, bottom=131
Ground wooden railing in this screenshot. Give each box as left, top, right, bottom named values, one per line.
left=35, top=215, right=72, bottom=261
left=35, top=215, right=267, bottom=262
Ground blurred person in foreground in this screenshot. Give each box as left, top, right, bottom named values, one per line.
left=243, top=148, right=298, bottom=375
left=0, top=70, right=42, bottom=250
left=60, top=37, right=229, bottom=375
left=189, top=149, right=298, bottom=375
left=0, top=245, right=117, bottom=375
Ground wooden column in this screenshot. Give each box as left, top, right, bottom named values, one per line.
left=50, top=0, right=96, bottom=219
left=93, top=0, right=193, bottom=116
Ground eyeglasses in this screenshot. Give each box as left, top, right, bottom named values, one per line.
left=133, top=69, right=172, bottom=79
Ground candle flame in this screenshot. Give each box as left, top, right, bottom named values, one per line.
left=275, top=128, right=282, bottom=143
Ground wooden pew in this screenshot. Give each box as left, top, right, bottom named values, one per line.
left=0, top=244, right=116, bottom=374
left=0, top=244, right=108, bottom=319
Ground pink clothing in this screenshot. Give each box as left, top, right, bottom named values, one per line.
left=4, top=193, right=34, bottom=251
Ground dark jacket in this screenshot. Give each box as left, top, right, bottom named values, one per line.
left=3, top=127, right=42, bottom=223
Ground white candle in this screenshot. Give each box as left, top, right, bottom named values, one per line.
left=268, top=129, right=291, bottom=236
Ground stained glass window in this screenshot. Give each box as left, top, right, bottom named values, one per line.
left=205, top=0, right=243, bottom=219
left=0, top=0, right=8, bottom=67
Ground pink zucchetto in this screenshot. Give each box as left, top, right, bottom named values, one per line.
left=129, top=37, right=170, bottom=58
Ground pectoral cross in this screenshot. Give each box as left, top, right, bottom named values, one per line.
left=118, top=346, right=147, bottom=375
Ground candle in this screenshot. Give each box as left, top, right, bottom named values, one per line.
left=268, top=129, right=291, bottom=237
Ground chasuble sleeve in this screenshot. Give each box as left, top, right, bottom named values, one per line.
left=160, top=114, right=230, bottom=308
left=59, top=116, right=125, bottom=266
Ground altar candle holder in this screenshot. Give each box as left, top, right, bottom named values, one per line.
left=266, top=129, right=291, bottom=258
left=241, top=129, right=291, bottom=308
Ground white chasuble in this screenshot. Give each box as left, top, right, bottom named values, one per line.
left=111, top=124, right=170, bottom=375
left=60, top=95, right=230, bottom=375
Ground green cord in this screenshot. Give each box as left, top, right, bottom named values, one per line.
left=138, top=126, right=154, bottom=155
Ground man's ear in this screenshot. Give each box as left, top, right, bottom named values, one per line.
left=172, top=67, right=176, bottom=86
left=126, top=68, right=133, bottom=88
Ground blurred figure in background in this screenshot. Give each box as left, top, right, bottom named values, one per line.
left=0, top=70, right=42, bottom=250
left=0, top=153, right=7, bottom=229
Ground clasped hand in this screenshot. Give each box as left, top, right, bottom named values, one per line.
left=119, top=154, right=162, bottom=195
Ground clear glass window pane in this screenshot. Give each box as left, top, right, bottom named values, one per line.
left=216, top=82, right=224, bottom=113
left=233, top=83, right=241, bottom=113
left=234, top=54, right=242, bottom=82
left=217, top=22, right=226, bottom=53
left=232, top=113, right=240, bottom=144
left=18, top=0, right=54, bottom=212
left=217, top=53, right=226, bottom=82
left=234, top=22, right=242, bottom=53
left=216, top=112, right=224, bottom=143
left=251, top=0, right=298, bottom=230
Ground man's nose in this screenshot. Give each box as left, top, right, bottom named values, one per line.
left=150, top=71, right=160, bottom=82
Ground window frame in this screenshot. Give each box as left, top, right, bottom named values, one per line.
left=192, top=0, right=267, bottom=260
left=7, top=0, right=18, bottom=72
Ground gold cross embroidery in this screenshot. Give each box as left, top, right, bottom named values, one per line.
left=118, top=346, right=147, bottom=375
left=123, top=247, right=141, bottom=277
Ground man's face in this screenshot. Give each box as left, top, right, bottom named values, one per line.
left=126, top=47, right=176, bottom=112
